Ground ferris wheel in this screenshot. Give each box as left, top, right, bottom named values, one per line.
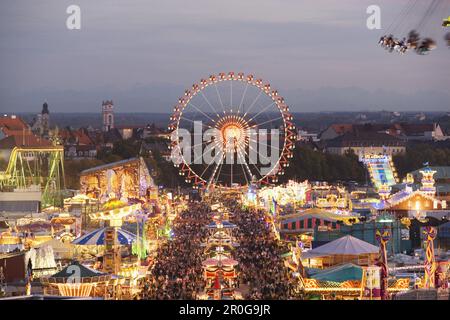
left=168, top=72, right=296, bottom=189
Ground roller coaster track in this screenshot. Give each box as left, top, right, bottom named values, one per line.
left=0, top=146, right=65, bottom=208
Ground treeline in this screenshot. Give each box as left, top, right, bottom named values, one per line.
left=393, top=142, right=450, bottom=177
left=281, top=144, right=366, bottom=183
left=63, top=140, right=450, bottom=190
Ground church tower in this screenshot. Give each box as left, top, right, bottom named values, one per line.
left=102, top=100, right=114, bottom=132
left=41, top=101, right=50, bottom=137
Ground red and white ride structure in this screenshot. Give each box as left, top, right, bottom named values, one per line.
left=168, top=72, right=296, bottom=189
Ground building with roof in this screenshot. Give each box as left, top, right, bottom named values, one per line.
left=321, top=122, right=447, bottom=142
left=0, top=133, right=52, bottom=162
left=400, top=123, right=446, bottom=141
left=59, top=127, right=97, bottom=159
left=325, top=132, right=406, bottom=156
left=320, top=124, right=354, bottom=140
left=280, top=208, right=359, bottom=235
left=0, top=114, right=53, bottom=162
left=375, top=186, right=448, bottom=220
left=0, top=115, right=30, bottom=138
left=0, top=115, right=52, bottom=160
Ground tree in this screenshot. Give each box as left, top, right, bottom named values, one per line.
left=393, top=143, right=450, bottom=177
left=281, top=144, right=366, bottom=183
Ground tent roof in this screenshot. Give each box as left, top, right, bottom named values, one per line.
left=307, top=235, right=379, bottom=256
left=72, top=227, right=136, bottom=245
left=50, top=261, right=106, bottom=278
left=310, top=263, right=363, bottom=282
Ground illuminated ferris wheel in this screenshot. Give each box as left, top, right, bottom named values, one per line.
left=168, top=72, right=296, bottom=189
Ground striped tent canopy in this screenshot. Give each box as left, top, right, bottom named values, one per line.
left=72, top=227, right=136, bottom=245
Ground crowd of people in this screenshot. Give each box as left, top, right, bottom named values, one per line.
left=378, top=30, right=436, bottom=55
left=229, top=202, right=298, bottom=299
left=142, top=198, right=299, bottom=300
left=143, top=203, right=209, bottom=299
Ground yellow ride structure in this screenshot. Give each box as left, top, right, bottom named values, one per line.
left=0, top=146, right=65, bottom=208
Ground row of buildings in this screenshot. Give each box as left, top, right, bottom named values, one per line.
left=0, top=101, right=169, bottom=162
left=298, top=122, right=448, bottom=156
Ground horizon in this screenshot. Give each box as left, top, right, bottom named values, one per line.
left=1, top=0, right=449, bottom=113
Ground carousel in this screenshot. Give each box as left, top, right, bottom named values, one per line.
left=85, top=199, right=141, bottom=274
left=41, top=260, right=111, bottom=298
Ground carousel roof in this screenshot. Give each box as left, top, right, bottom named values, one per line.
left=72, top=227, right=136, bottom=245
left=50, top=261, right=106, bottom=279
left=43, top=261, right=111, bottom=286
left=302, top=235, right=379, bottom=259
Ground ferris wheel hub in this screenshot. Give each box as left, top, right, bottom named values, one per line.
left=215, top=114, right=249, bottom=154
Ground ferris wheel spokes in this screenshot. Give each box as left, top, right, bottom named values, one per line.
left=186, top=101, right=218, bottom=123
left=237, top=82, right=250, bottom=115
left=243, top=89, right=263, bottom=120
left=213, top=81, right=226, bottom=114
left=199, top=89, right=221, bottom=119
left=247, top=101, right=277, bottom=124
left=169, top=72, right=296, bottom=188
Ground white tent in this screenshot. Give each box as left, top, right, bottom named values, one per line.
left=302, top=235, right=379, bottom=259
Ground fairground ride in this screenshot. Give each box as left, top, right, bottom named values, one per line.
left=0, top=146, right=65, bottom=208
left=168, top=72, right=296, bottom=190
left=360, top=154, right=399, bottom=194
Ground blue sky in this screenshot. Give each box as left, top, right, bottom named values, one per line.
left=0, top=0, right=449, bottom=113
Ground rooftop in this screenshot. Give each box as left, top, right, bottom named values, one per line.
left=0, top=134, right=52, bottom=149
left=326, top=131, right=405, bottom=148
left=80, top=157, right=141, bottom=175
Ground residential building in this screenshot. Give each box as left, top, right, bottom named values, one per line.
left=59, top=128, right=97, bottom=160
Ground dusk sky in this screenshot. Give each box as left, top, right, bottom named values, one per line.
left=0, top=0, right=449, bottom=113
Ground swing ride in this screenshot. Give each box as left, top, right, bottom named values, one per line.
left=378, top=0, right=450, bottom=54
